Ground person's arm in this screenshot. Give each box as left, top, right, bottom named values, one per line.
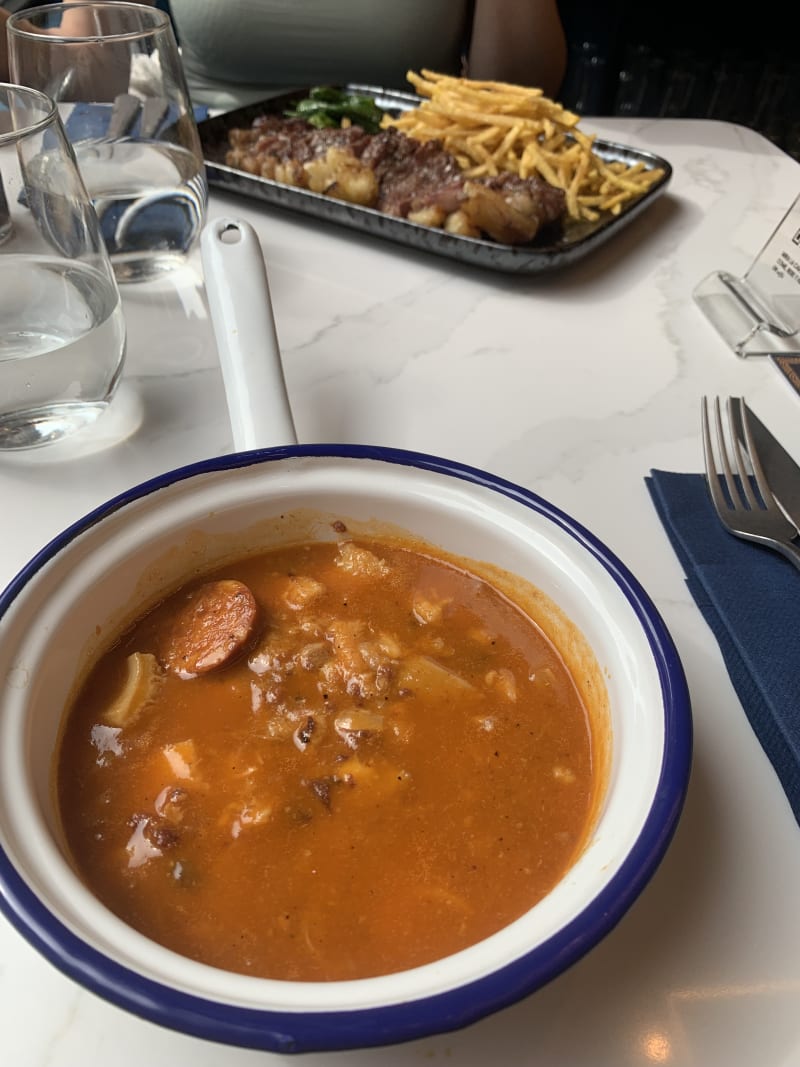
left=47, top=0, right=157, bottom=35
left=1, top=0, right=157, bottom=82
left=466, top=0, right=567, bottom=98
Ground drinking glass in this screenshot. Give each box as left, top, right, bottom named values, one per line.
left=0, top=83, right=125, bottom=450
left=8, top=2, right=208, bottom=283
left=0, top=174, right=12, bottom=244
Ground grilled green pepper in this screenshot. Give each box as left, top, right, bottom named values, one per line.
left=284, top=87, right=385, bottom=134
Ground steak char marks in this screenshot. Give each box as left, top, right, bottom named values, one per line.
left=225, top=116, right=566, bottom=245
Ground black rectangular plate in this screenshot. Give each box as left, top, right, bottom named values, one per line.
left=198, top=85, right=672, bottom=275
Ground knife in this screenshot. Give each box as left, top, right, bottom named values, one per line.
left=733, top=398, right=800, bottom=530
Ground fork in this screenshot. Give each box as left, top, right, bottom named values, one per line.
left=701, top=395, right=800, bottom=573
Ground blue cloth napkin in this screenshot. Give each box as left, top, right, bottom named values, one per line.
left=647, top=469, right=800, bottom=824
left=63, top=101, right=208, bottom=141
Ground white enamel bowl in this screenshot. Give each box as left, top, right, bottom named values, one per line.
left=0, top=221, right=691, bottom=1053
left=0, top=443, right=691, bottom=1054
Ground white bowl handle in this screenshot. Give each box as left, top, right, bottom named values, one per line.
left=201, top=217, right=298, bottom=451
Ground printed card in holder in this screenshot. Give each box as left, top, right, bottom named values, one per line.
left=694, top=192, right=800, bottom=370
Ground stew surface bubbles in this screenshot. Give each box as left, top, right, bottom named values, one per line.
left=57, top=534, right=600, bottom=981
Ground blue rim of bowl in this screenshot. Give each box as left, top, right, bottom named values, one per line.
left=0, top=443, right=692, bottom=1054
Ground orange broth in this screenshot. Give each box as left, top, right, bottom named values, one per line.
left=56, top=534, right=600, bottom=981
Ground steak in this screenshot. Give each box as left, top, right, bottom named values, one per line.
left=225, top=117, right=566, bottom=245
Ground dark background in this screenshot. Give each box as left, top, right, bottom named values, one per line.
left=557, top=0, right=800, bottom=158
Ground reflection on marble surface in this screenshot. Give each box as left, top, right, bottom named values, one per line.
left=2, top=118, right=800, bottom=1066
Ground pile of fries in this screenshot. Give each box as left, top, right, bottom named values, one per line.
left=383, top=70, right=665, bottom=223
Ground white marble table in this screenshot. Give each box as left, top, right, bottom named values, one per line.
left=3, top=117, right=800, bottom=1066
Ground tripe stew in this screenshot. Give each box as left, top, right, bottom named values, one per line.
left=57, top=533, right=598, bottom=981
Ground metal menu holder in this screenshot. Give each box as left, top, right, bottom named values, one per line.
left=694, top=192, right=800, bottom=390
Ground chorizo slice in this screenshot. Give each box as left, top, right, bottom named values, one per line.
left=160, top=579, right=258, bottom=676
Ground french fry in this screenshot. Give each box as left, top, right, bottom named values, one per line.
left=383, top=69, right=665, bottom=222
